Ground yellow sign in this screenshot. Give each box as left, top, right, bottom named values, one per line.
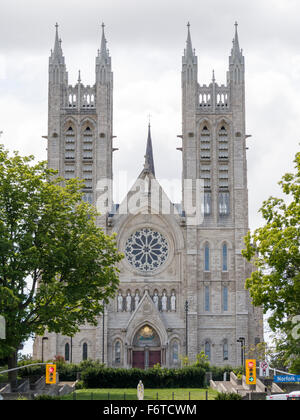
left=45, top=364, right=56, bottom=384
left=246, top=359, right=256, bottom=385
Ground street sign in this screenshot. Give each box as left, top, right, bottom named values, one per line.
left=246, top=359, right=257, bottom=385
left=274, top=375, right=300, bottom=383
left=0, top=316, right=5, bottom=339
left=259, top=361, right=270, bottom=377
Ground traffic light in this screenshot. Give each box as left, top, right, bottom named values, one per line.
left=46, top=364, right=56, bottom=384
left=246, top=359, right=256, bottom=385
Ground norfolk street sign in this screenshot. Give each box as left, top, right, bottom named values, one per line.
left=274, top=375, right=300, bottom=383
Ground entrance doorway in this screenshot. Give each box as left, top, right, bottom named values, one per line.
left=132, top=325, right=162, bottom=369
left=149, top=350, right=161, bottom=368
left=132, top=350, right=161, bottom=369
left=132, top=351, right=145, bottom=369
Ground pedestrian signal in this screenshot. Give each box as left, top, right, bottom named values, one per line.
left=46, top=364, right=56, bottom=384
left=246, top=359, right=256, bottom=385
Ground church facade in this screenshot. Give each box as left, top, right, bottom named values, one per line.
left=33, top=23, right=263, bottom=368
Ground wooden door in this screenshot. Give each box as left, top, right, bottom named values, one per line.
left=132, top=351, right=145, bottom=369
left=149, top=351, right=161, bottom=368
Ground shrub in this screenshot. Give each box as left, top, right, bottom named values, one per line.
left=215, top=392, right=243, bottom=400
left=34, top=394, right=61, bottom=400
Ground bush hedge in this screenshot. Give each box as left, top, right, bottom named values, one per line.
left=215, top=392, right=243, bottom=400
left=81, top=366, right=206, bottom=389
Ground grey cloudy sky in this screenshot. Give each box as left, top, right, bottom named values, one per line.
left=1, top=0, right=299, bottom=354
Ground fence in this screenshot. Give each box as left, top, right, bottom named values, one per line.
left=70, top=390, right=210, bottom=401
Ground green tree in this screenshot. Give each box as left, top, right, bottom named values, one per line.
left=0, top=146, right=123, bottom=383
left=242, top=151, right=300, bottom=372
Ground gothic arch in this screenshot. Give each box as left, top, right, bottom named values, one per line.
left=63, top=117, right=77, bottom=133
left=216, top=117, right=232, bottom=130
left=125, top=293, right=168, bottom=347
left=197, top=118, right=212, bottom=131
left=80, top=117, right=96, bottom=132
left=128, top=320, right=166, bottom=348
left=217, top=239, right=233, bottom=250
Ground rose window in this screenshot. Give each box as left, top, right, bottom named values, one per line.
left=125, top=228, right=169, bottom=272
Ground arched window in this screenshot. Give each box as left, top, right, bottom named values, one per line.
left=65, top=124, right=75, bottom=161
left=65, top=343, right=70, bottom=362
left=218, top=126, right=229, bottom=161
left=205, top=341, right=211, bottom=360
left=82, top=343, right=88, bottom=361
left=200, top=126, right=211, bottom=160
left=223, top=341, right=229, bottom=361
left=204, top=245, right=210, bottom=272
left=222, top=244, right=228, bottom=271
left=115, top=341, right=121, bottom=364
left=205, top=286, right=210, bottom=312
left=223, top=286, right=228, bottom=312
left=172, top=341, right=179, bottom=365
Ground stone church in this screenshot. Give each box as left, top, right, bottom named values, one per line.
left=33, top=22, right=263, bottom=368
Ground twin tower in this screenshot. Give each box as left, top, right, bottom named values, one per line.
left=47, top=22, right=246, bottom=224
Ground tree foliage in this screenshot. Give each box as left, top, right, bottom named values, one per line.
left=242, top=151, right=300, bottom=370
left=0, top=145, right=123, bottom=361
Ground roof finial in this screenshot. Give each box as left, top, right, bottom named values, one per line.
left=212, top=69, right=215, bottom=83
left=78, top=70, right=81, bottom=83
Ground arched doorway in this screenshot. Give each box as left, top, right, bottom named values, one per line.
left=132, top=325, right=161, bottom=369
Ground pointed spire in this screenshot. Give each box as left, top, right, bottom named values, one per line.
left=212, top=69, right=216, bottom=83
left=144, top=122, right=155, bottom=177
left=100, top=22, right=109, bottom=58
left=78, top=70, right=81, bottom=83
left=231, top=21, right=243, bottom=61
left=52, top=23, right=64, bottom=62
left=185, top=22, right=194, bottom=59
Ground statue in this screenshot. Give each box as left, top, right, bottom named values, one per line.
left=162, top=292, right=168, bottom=311
left=153, top=292, right=159, bottom=309
left=135, top=292, right=140, bottom=310
left=126, top=292, right=132, bottom=312
left=171, top=292, right=176, bottom=311
left=117, top=292, right=123, bottom=312
left=137, top=380, right=144, bottom=400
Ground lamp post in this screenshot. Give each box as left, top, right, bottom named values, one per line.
left=237, top=337, right=245, bottom=372
left=42, top=337, right=48, bottom=363
left=102, top=300, right=105, bottom=364
left=185, top=300, right=189, bottom=356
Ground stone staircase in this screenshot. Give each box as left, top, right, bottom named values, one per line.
left=210, top=371, right=284, bottom=399
left=0, top=376, right=77, bottom=400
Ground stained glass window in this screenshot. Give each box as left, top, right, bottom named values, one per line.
left=82, top=343, right=88, bottom=361
left=222, top=244, right=228, bottom=271
left=125, top=228, right=169, bottom=272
